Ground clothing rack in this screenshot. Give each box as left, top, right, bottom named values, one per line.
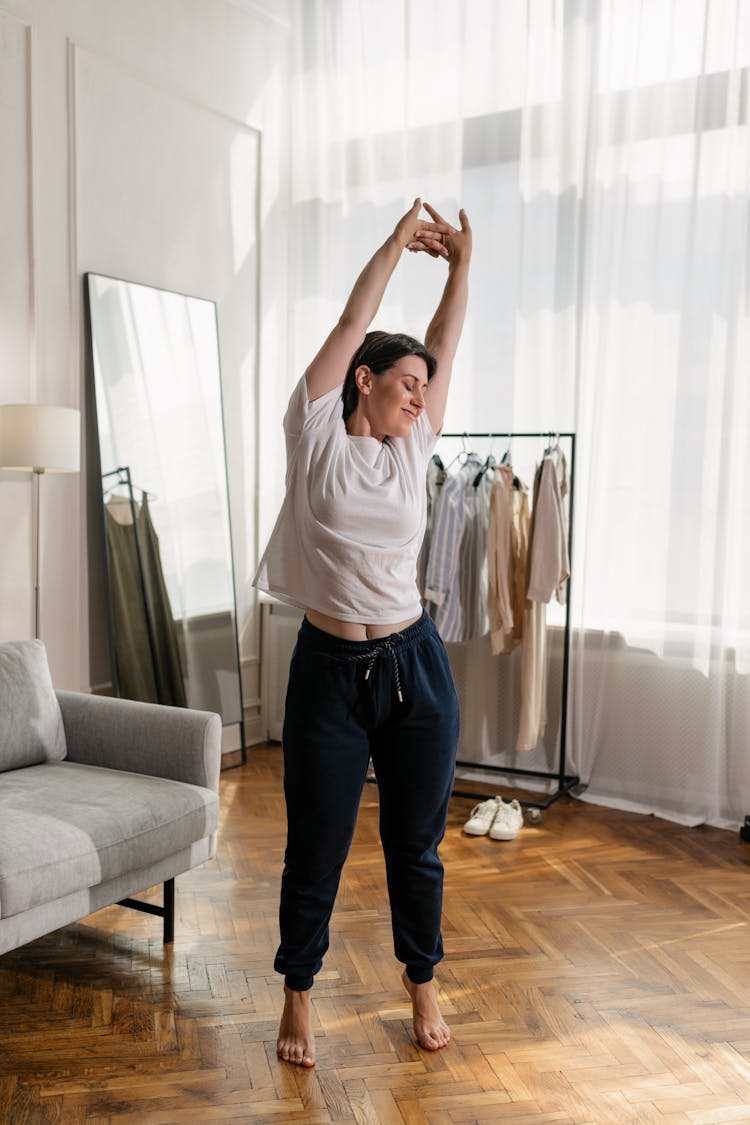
left=438, top=431, right=579, bottom=813
left=101, top=465, right=157, bottom=699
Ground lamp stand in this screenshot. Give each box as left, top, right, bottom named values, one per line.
left=0, top=405, right=81, bottom=641
left=32, top=468, right=44, bottom=640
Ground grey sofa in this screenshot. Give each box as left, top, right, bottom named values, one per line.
left=0, top=640, right=221, bottom=955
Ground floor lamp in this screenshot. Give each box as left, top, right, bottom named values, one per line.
left=0, top=404, right=81, bottom=640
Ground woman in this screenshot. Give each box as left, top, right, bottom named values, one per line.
left=254, top=198, right=471, bottom=1067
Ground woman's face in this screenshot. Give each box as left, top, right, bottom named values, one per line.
left=356, top=355, right=429, bottom=440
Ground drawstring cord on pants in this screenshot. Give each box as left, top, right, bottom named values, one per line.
left=350, top=636, right=405, bottom=703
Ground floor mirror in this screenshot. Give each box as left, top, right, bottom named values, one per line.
left=85, top=272, right=245, bottom=761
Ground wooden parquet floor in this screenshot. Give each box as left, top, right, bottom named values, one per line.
left=2, top=747, right=750, bottom=1124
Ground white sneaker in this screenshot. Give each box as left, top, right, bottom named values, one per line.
left=488, top=799, right=524, bottom=840
left=463, top=797, right=501, bottom=836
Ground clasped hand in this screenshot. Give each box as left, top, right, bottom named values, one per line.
left=394, top=198, right=472, bottom=267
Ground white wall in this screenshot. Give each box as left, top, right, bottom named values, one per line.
left=0, top=0, right=289, bottom=734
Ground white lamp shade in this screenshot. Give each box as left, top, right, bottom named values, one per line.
left=0, top=404, right=81, bottom=472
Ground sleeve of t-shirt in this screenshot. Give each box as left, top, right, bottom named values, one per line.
left=283, top=375, right=345, bottom=438
left=412, top=409, right=440, bottom=458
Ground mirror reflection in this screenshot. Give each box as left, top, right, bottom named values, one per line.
left=87, top=273, right=244, bottom=740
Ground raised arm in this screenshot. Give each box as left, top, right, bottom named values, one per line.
left=414, top=204, right=472, bottom=434
left=305, top=199, right=454, bottom=402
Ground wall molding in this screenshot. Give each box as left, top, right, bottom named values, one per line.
left=23, top=19, right=34, bottom=402
left=69, top=39, right=265, bottom=137
left=66, top=37, right=84, bottom=680
left=244, top=711, right=266, bottom=747
left=0, top=5, right=31, bottom=29
left=224, top=0, right=290, bottom=32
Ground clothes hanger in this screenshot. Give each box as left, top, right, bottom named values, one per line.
left=472, top=455, right=496, bottom=489
left=445, top=433, right=476, bottom=470
left=104, top=481, right=158, bottom=502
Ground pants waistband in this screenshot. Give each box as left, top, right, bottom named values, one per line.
left=298, top=609, right=432, bottom=659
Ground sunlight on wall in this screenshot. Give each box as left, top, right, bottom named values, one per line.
left=230, top=132, right=259, bottom=274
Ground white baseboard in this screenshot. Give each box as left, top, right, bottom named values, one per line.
left=243, top=710, right=266, bottom=746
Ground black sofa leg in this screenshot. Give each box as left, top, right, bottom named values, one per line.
left=117, top=877, right=176, bottom=943
left=163, top=878, right=175, bottom=943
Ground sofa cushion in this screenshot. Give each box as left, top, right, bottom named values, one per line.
left=0, top=761, right=219, bottom=919
left=0, top=640, right=66, bottom=771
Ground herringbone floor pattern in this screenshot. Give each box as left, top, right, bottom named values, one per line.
left=2, top=747, right=750, bottom=1123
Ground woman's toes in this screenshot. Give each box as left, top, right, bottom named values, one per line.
left=276, top=1038, right=315, bottom=1067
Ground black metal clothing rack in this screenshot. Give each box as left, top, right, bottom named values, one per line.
left=437, top=431, right=579, bottom=812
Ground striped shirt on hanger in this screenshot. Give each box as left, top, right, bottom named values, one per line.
left=423, top=455, right=492, bottom=643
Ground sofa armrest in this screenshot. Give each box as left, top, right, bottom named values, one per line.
left=56, top=691, right=222, bottom=792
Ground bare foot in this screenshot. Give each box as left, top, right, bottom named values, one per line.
left=402, top=970, right=451, bottom=1051
left=277, top=985, right=316, bottom=1067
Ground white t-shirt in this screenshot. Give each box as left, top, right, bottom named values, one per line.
left=253, top=375, right=439, bottom=623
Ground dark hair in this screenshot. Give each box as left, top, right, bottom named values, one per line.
left=342, top=331, right=437, bottom=421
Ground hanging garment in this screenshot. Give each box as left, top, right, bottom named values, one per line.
left=457, top=465, right=493, bottom=642
left=517, top=598, right=548, bottom=751
left=423, top=455, right=489, bottom=643
left=516, top=450, right=569, bottom=751
left=417, top=453, right=447, bottom=599
left=105, top=493, right=187, bottom=707
left=487, top=465, right=530, bottom=655
left=527, top=445, right=569, bottom=605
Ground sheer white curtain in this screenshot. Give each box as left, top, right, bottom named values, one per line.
left=283, top=0, right=750, bottom=827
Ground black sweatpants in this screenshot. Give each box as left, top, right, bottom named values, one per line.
left=275, top=610, right=460, bottom=991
